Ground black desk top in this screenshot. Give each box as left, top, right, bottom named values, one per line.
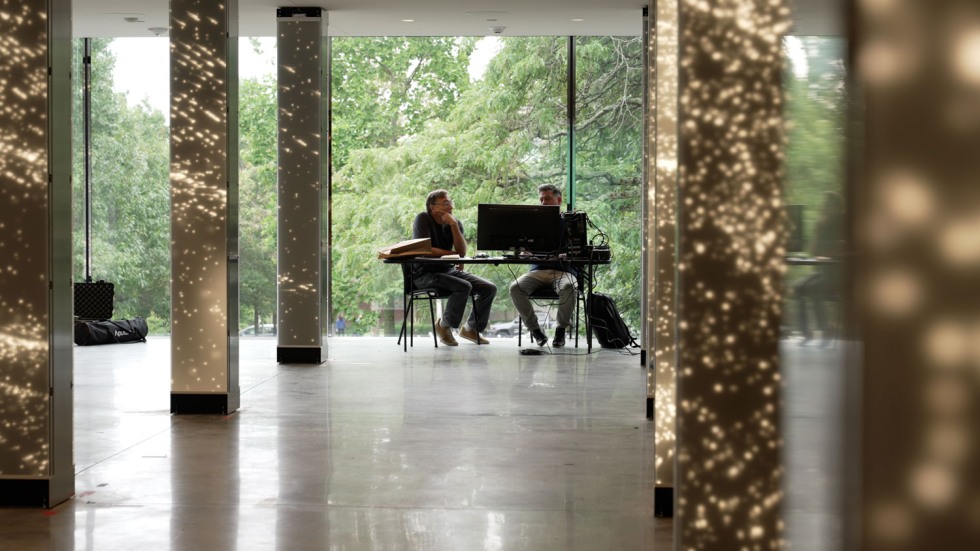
left=785, top=256, right=838, bottom=266
left=383, top=255, right=609, bottom=266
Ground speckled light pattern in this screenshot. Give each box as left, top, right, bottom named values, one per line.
left=276, top=12, right=326, bottom=349
left=675, top=0, right=790, bottom=549
left=855, top=1, right=980, bottom=548
left=0, top=1, right=51, bottom=476
left=649, top=0, right=681, bottom=492
left=169, top=0, right=239, bottom=394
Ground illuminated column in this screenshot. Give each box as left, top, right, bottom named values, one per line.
left=0, top=0, right=74, bottom=506
left=646, top=0, right=680, bottom=519
left=674, top=0, right=789, bottom=548
left=848, top=2, right=980, bottom=549
left=170, top=0, right=241, bottom=414
left=276, top=8, right=328, bottom=364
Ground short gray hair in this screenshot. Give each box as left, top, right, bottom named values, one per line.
left=425, top=189, right=449, bottom=213
left=537, top=184, right=562, bottom=199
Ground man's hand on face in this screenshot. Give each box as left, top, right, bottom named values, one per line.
left=432, top=204, right=456, bottom=226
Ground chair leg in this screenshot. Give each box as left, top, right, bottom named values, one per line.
left=518, top=316, right=523, bottom=346
left=410, top=298, right=416, bottom=348
left=400, top=297, right=413, bottom=352
left=428, top=297, right=438, bottom=348
left=398, top=295, right=408, bottom=348
left=574, top=294, right=580, bottom=348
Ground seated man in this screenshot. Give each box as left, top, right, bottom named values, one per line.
left=412, top=189, right=497, bottom=346
left=793, top=191, right=845, bottom=346
left=508, top=184, right=577, bottom=347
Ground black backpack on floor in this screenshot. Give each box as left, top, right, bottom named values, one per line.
left=588, top=292, right=638, bottom=349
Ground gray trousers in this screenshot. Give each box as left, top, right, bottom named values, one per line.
left=508, top=270, right=577, bottom=331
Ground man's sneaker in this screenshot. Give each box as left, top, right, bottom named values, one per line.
left=434, top=318, right=458, bottom=347
left=459, top=325, right=490, bottom=345
left=552, top=327, right=566, bottom=348
left=530, top=328, right=548, bottom=347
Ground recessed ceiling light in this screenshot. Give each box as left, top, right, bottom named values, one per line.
left=402, top=19, right=415, bottom=22
left=571, top=18, right=585, bottom=22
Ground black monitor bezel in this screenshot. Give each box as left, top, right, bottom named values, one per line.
left=476, top=203, right=562, bottom=255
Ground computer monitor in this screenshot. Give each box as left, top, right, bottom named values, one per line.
left=477, top=203, right=561, bottom=255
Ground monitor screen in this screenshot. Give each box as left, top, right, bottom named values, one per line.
left=477, top=204, right=561, bottom=255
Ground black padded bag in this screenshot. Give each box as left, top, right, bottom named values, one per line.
left=74, top=318, right=148, bottom=346
left=74, top=280, right=114, bottom=320
left=588, top=292, right=637, bottom=349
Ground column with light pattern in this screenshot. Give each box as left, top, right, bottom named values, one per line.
left=849, top=1, right=980, bottom=549
left=275, top=7, right=328, bottom=364
left=0, top=0, right=74, bottom=507
left=674, top=0, right=790, bottom=547
left=170, top=0, right=241, bottom=414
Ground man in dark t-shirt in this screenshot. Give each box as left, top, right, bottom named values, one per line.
left=411, top=189, right=497, bottom=346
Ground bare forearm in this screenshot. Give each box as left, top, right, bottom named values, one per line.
left=429, top=247, right=456, bottom=257
left=450, top=223, right=466, bottom=257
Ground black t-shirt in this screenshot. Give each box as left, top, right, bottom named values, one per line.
left=412, top=211, right=463, bottom=273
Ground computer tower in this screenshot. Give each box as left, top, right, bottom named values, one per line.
left=561, top=211, right=588, bottom=257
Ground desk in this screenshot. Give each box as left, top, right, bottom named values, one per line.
left=785, top=256, right=836, bottom=266
left=384, top=255, right=610, bottom=352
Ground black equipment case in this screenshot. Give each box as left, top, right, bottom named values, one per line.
left=74, top=280, right=114, bottom=320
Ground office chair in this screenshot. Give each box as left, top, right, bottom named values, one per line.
left=516, top=272, right=587, bottom=348
left=397, top=264, right=477, bottom=351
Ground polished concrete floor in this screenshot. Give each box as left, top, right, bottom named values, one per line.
left=1, top=336, right=673, bottom=550
left=0, top=334, right=845, bottom=550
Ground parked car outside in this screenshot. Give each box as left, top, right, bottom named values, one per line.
left=239, top=323, right=276, bottom=336
left=488, top=313, right=556, bottom=338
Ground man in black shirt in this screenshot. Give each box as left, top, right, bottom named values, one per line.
left=412, top=189, right=497, bottom=346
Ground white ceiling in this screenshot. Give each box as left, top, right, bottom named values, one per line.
left=72, top=0, right=841, bottom=38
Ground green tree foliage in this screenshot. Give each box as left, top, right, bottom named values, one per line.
left=79, top=35, right=842, bottom=340
left=332, top=36, right=645, bottom=334
left=784, top=37, right=846, bottom=237
left=571, top=37, right=644, bottom=327
left=72, top=39, right=171, bottom=333
left=238, top=71, right=279, bottom=331
left=330, top=37, right=482, bottom=334
left=331, top=37, right=477, bottom=169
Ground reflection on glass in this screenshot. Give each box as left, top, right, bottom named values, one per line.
left=780, top=35, right=847, bottom=551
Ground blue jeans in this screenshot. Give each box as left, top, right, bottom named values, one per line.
left=414, top=269, right=497, bottom=332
